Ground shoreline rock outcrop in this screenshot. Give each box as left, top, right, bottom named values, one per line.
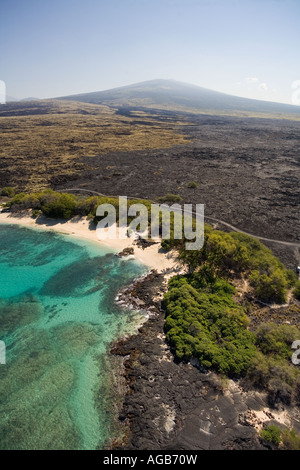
left=109, top=272, right=270, bottom=450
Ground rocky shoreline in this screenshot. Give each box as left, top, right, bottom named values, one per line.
left=107, top=270, right=294, bottom=450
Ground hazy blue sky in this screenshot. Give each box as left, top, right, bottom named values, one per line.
left=1, top=0, right=299, bottom=103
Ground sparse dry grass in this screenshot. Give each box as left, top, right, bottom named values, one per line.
left=145, top=103, right=300, bottom=121
left=0, top=100, right=189, bottom=192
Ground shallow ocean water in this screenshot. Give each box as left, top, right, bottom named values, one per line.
left=0, top=224, right=147, bottom=450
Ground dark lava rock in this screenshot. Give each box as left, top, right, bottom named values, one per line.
left=110, top=272, right=265, bottom=451
left=134, top=236, right=159, bottom=250
left=116, top=246, right=135, bottom=257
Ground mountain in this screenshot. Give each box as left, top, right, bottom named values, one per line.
left=5, top=96, right=39, bottom=103
left=20, top=97, right=39, bottom=102
left=6, top=95, right=19, bottom=102
left=57, top=79, right=300, bottom=117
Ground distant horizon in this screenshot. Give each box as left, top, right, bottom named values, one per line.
left=6, top=77, right=300, bottom=108
left=1, top=0, right=299, bottom=106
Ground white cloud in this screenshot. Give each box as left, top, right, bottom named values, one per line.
left=258, top=82, right=268, bottom=91
left=245, top=77, right=259, bottom=83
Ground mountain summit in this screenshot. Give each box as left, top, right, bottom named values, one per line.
left=58, top=79, right=300, bottom=117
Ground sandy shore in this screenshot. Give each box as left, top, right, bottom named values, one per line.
left=0, top=210, right=182, bottom=274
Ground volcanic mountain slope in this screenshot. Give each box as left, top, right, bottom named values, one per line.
left=58, top=79, right=300, bottom=119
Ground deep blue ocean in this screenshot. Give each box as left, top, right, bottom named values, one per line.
left=0, top=224, right=147, bottom=450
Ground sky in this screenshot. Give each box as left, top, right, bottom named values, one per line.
left=1, top=0, right=299, bottom=104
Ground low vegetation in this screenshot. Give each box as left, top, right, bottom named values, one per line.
left=163, top=225, right=296, bottom=304
left=164, top=271, right=300, bottom=397
left=5, top=189, right=153, bottom=222
left=260, top=425, right=300, bottom=450
left=281, top=428, right=300, bottom=450
left=0, top=100, right=189, bottom=192
left=294, top=281, right=300, bottom=301
left=157, top=193, right=183, bottom=204
left=0, top=187, right=15, bottom=197
left=163, top=274, right=257, bottom=375
left=187, top=181, right=198, bottom=189
left=161, top=224, right=300, bottom=403
left=260, top=425, right=282, bottom=446
left=245, top=324, right=300, bottom=407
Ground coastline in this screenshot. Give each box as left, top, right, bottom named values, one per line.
left=109, top=271, right=267, bottom=450
left=0, top=209, right=182, bottom=450
left=0, top=209, right=184, bottom=449
left=0, top=210, right=183, bottom=275
left=1, top=209, right=298, bottom=450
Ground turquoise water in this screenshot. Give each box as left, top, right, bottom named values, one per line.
left=0, top=224, right=147, bottom=450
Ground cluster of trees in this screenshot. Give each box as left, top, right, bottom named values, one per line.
left=162, top=226, right=300, bottom=404
left=7, top=190, right=299, bottom=305
left=164, top=271, right=300, bottom=404
left=5, top=190, right=152, bottom=223
left=163, top=225, right=298, bottom=304
left=7, top=190, right=83, bottom=219
left=164, top=274, right=257, bottom=375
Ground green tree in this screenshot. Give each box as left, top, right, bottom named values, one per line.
left=40, top=192, right=78, bottom=219
left=249, top=269, right=288, bottom=304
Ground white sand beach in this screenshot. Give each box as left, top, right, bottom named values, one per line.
left=0, top=211, right=183, bottom=274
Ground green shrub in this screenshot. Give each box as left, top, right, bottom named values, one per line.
left=294, top=281, right=300, bottom=301
left=6, top=192, right=27, bottom=207
left=249, top=269, right=287, bottom=304
left=164, top=275, right=256, bottom=375
left=286, top=269, right=297, bottom=288
left=245, top=352, right=270, bottom=389
left=40, top=192, right=78, bottom=219
left=260, top=425, right=281, bottom=446
left=77, top=196, right=100, bottom=216
left=281, top=428, right=300, bottom=450
left=230, top=232, right=287, bottom=274
left=187, top=181, right=198, bottom=189
left=176, top=229, right=290, bottom=303
left=245, top=323, right=300, bottom=406
left=246, top=352, right=300, bottom=405
left=1, top=187, right=15, bottom=197
left=178, top=230, right=249, bottom=276
left=157, top=193, right=183, bottom=204
left=31, top=209, right=41, bottom=219
left=7, top=192, right=44, bottom=211
left=255, top=323, right=300, bottom=360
